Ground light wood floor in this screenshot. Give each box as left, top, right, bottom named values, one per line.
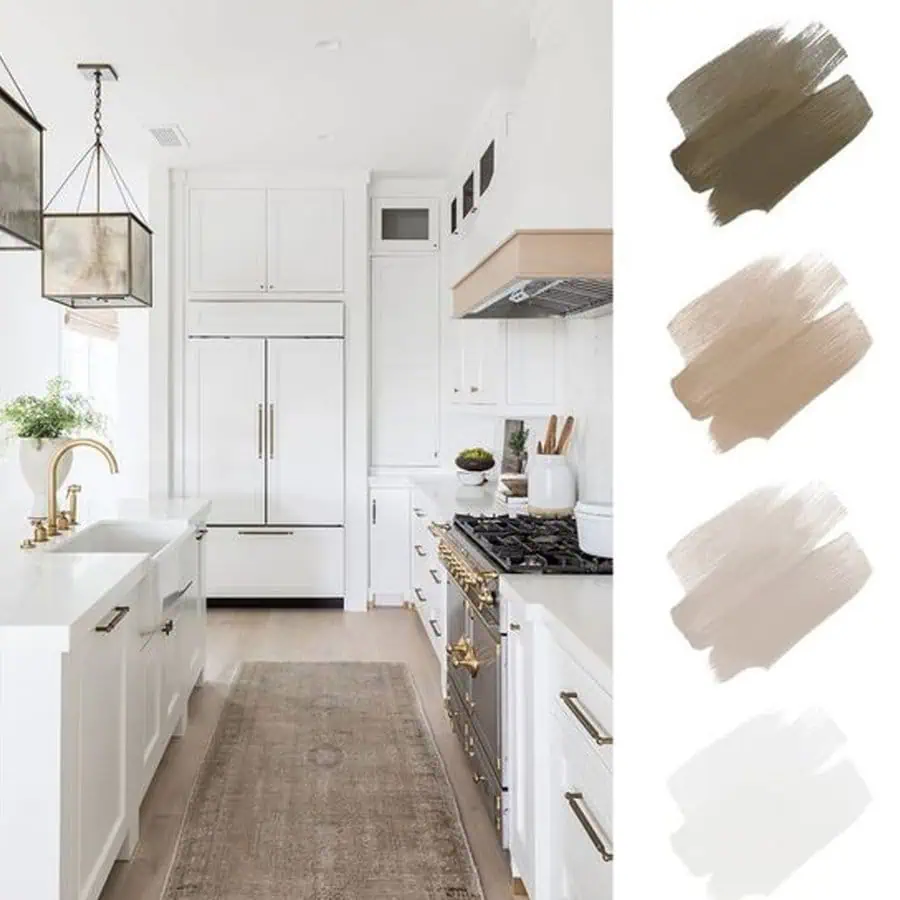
left=100, top=608, right=513, bottom=899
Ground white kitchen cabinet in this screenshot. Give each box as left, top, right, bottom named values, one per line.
left=188, top=186, right=344, bottom=296
left=369, top=487, right=412, bottom=606
left=185, top=338, right=266, bottom=525
left=372, top=197, right=439, bottom=253
left=268, top=188, right=344, bottom=292
left=189, top=188, right=268, bottom=293
left=450, top=318, right=561, bottom=410
left=72, top=603, right=132, bottom=900
left=371, top=255, right=440, bottom=467
left=451, top=319, right=502, bottom=405
left=136, top=631, right=163, bottom=797
left=267, top=338, right=345, bottom=524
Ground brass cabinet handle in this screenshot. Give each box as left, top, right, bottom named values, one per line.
left=428, top=618, right=442, bottom=638
left=140, top=617, right=174, bottom=639
left=565, top=792, right=613, bottom=862
left=257, top=403, right=263, bottom=459
left=429, top=568, right=442, bottom=585
left=237, top=530, right=295, bottom=536
left=163, top=580, right=194, bottom=609
left=268, top=403, right=275, bottom=459
left=414, top=588, right=427, bottom=604
left=414, top=544, right=427, bottom=557
left=95, top=606, right=130, bottom=633
left=560, top=692, right=612, bottom=746
left=509, top=622, right=521, bottom=631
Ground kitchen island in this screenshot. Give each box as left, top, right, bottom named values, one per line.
left=0, top=497, right=210, bottom=900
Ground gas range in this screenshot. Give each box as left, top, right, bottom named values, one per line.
left=453, top=513, right=612, bottom=576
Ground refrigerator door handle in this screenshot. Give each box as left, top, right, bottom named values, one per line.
left=268, top=403, right=275, bottom=459
left=257, top=404, right=264, bottom=459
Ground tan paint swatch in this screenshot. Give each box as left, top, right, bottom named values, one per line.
left=669, top=484, right=871, bottom=681
left=669, top=255, right=871, bottom=452
left=668, top=23, right=873, bottom=224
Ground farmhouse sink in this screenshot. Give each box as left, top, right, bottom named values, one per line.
left=48, top=520, right=189, bottom=557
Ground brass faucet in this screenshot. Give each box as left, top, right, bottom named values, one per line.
left=46, top=439, right=119, bottom=537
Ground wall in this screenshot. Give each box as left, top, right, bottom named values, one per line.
left=442, top=0, right=613, bottom=500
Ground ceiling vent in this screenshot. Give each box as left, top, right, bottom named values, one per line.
left=148, top=124, right=189, bottom=148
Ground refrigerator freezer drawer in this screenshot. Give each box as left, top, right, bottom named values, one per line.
left=205, top=526, right=344, bottom=598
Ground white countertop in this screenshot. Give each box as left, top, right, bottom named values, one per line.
left=407, top=473, right=501, bottom=521
left=0, top=496, right=210, bottom=652
left=501, top=574, right=612, bottom=692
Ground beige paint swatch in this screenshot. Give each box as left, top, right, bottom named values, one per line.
left=669, top=255, right=871, bottom=452
left=669, top=484, right=871, bottom=681
left=668, top=23, right=873, bottom=224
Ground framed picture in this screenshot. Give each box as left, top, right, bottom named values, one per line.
left=501, top=418, right=528, bottom=474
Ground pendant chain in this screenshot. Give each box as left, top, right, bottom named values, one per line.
left=93, top=70, right=103, bottom=146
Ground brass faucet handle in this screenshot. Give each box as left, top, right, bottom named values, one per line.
left=56, top=511, right=71, bottom=532
left=20, top=538, right=36, bottom=550
left=66, top=484, right=82, bottom=524
left=29, top=517, right=49, bottom=543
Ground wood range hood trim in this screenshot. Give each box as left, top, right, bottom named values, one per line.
left=452, top=229, right=613, bottom=318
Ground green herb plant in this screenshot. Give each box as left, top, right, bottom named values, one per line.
left=508, top=426, right=529, bottom=457
left=455, top=447, right=495, bottom=472
left=0, top=377, right=106, bottom=448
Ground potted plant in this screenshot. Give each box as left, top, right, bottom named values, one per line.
left=455, top=447, right=496, bottom=486
left=0, top=377, right=106, bottom=517
left=508, top=425, right=529, bottom=474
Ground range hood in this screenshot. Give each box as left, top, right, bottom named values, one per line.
left=452, top=229, right=612, bottom=319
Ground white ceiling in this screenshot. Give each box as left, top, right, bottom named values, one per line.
left=0, top=0, right=536, bottom=176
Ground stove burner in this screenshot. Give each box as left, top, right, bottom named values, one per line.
left=454, top=514, right=612, bottom=576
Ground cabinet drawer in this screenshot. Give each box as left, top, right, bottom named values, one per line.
left=206, top=527, right=344, bottom=598
left=548, top=636, right=613, bottom=773
left=551, top=707, right=613, bottom=899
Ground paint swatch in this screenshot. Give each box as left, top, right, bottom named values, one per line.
left=670, top=710, right=870, bottom=898
left=669, top=483, right=871, bottom=681
left=669, top=255, right=871, bottom=452
left=668, top=23, right=873, bottom=224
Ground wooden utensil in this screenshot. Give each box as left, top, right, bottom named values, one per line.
left=555, top=416, right=575, bottom=455
left=544, top=415, right=558, bottom=455
left=537, top=440, right=544, bottom=455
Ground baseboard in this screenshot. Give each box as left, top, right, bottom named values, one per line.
left=207, top=597, right=344, bottom=610
left=512, top=877, right=529, bottom=897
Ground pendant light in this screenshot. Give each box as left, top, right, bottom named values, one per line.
left=42, top=64, right=152, bottom=308
left=0, top=51, right=44, bottom=250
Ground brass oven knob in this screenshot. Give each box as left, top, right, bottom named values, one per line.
left=452, top=643, right=481, bottom=677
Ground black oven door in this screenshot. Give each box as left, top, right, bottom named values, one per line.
left=467, top=600, right=502, bottom=780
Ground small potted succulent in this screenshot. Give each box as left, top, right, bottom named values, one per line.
left=0, top=377, right=106, bottom=516
left=508, top=425, right=529, bottom=474
left=455, top=447, right=496, bottom=486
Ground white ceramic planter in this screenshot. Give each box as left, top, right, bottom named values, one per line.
left=527, top=454, right=576, bottom=517
left=19, top=438, right=72, bottom=518
left=457, top=468, right=492, bottom=486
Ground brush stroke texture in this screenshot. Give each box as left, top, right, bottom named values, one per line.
left=669, top=484, right=871, bottom=681
left=670, top=710, right=871, bottom=899
left=669, top=256, right=871, bottom=452
left=668, top=23, right=873, bottom=224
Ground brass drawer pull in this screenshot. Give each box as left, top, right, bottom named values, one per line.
left=429, top=568, right=442, bottom=584
left=414, top=588, right=427, bottom=604
left=163, top=579, right=193, bottom=610
left=414, top=544, right=427, bottom=557
left=565, top=792, right=613, bottom=862
left=560, top=691, right=612, bottom=746
left=95, top=606, right=130, bottom=633
left=428, top=618, right=442, bottom=638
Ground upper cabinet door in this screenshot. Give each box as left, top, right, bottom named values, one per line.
left=372, top=198, right=439, bottom=253
left=267, top=188, right=344, bottom=293
left=184, top=338, right=266, bottom=524
left=371, top=255, right=440, bottom=467
left=266, top=338, right=345, bottom=525
left=188, top=188, right=268, bottom=294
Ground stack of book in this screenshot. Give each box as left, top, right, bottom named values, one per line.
left=495, top=475, right=529, bottom=514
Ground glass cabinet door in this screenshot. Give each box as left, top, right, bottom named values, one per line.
left=372, top=198, right=439, bottom=252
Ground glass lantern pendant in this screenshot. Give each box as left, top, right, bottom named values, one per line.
left=42, top=64, right=152, bottom=308
left=0, top=51, right=44, bottom=250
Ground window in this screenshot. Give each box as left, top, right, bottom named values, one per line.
left=479, top=141, right=495, bottom=196
left=462, top=172, right=476, bottom=218
left=60, top=310, right=119, bottom=440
